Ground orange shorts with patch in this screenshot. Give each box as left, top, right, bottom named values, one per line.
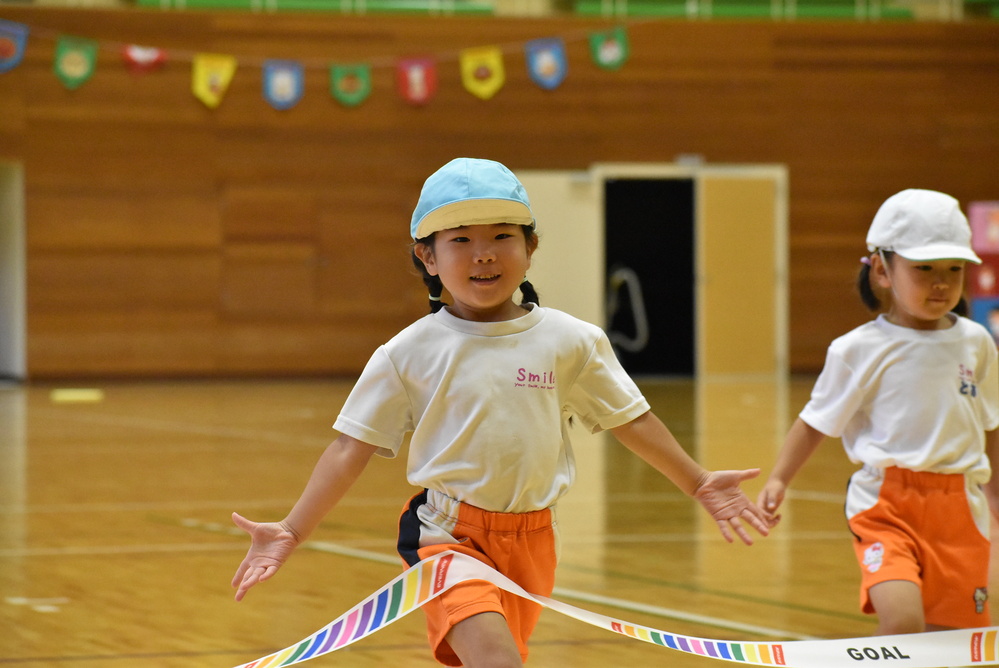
left=847, top=467, right=991, bottom=628
left=397, top=490, right=558, bottom=667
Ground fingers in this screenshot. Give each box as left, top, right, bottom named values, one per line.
left=721, top=512, right=757, bottom=546
left=231, top=559, right=250, bottom=590
left=234, top=565, right=277, bottom=602
left=741, top=505, right=773, bottom=537
left=715, top=520, right=735, bottom=544
left=234, top=569, right=259, bottom=602
left=716, top=515, right=754, bottom=545
left=758, top=486, right=785, bottom=515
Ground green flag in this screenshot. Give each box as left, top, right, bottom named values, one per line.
left=589, top=26, right=629, bottom=71
left=330, top=64, right=371, bottom=108
left=54, top=36, right=97, bottom=90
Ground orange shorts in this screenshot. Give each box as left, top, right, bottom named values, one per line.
left=397, top=490, right=558, bottom=667
left=847, top=466, right=991, bottom=628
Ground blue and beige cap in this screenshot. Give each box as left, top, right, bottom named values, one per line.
left=410, top=158, right=535, bottom=240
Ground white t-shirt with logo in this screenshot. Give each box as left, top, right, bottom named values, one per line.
left=800, top=313, right=999, bottom=485
left=333, top=305, right=650, bottom=513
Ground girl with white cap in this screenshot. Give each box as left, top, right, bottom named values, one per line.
left=759, top=188, right=999, bottom=635
left=230, top=157, right=775, bottom=667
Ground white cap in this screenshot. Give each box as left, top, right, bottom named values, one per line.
left=866, top=189, right=981, bottom=264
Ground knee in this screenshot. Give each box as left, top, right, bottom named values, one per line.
left=868, top=580, right=924, bottom=635
left=445, top=612, right=524, bottom=668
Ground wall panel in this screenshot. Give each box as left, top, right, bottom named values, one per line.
left=0, top=8, right=996, bottom=377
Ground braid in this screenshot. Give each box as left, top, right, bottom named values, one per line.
left=411, top=244, right=446, bottom=313
left=521, top=227, right=540, bottom=307
left=520, top=279, right=540, bottom=307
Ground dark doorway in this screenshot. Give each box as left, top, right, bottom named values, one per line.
left=604, top=178, right=695, bottom=376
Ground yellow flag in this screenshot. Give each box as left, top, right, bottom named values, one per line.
left=192, top=53, right=237, bottom=109
left=460, top=46, right=504, bottom=100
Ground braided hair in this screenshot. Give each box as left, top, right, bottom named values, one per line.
left=411, top=226, right=540, bottom=314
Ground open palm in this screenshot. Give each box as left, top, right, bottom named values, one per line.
left=230, top=512, right=301, bottom=601
left=692, top=469, right=777, bottom=545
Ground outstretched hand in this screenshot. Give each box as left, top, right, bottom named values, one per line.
left=692, top=469, right=779, bottom=545
left=230, top=512, right=302, bottom=601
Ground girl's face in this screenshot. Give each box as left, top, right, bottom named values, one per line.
left=416, top=223, right=536, bottom=322
left=873, top=253, right=966, bottom=330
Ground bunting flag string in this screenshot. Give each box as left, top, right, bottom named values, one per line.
left=0, top=15, right=636, bottom=107
left=234, top=550, right=999, bottom=668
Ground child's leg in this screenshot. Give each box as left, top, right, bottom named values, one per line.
left=445, top=612, right=523, bottom=668
left=868, top=580, right=925, bottom=635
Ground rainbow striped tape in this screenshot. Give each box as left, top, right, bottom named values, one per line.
left=234, top=551, right=999, bottom=668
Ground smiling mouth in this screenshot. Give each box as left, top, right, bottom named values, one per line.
left=471, top=274, right=500, bottom=282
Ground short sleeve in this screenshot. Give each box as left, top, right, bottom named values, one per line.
left=978, top=333, right=999, bottom=432
left=333, top=346, right=414, bottom=458
left=564, top=333, right=650, bottom=433
left=799, top=345, right=864, bottom=438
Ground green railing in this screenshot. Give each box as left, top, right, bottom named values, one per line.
left=135, top=0, right=494, bottom=12
left=573, top=0, right=916, bottom=18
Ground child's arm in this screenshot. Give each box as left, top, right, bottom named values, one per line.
left=984, top=428, right=999, bottom=522
left=231, top=434, right=379, bottom=601
left=610, top=411, right=775, bottom=545
left=757, top=417, right=826, bottom=516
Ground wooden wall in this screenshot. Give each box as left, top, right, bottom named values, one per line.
left=1, top=7, right=997, bottom=378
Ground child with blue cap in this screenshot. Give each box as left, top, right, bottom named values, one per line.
left=231, top=158, right=775, bottom=667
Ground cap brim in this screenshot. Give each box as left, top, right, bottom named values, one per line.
left=895, top=244, right=982, bottom=264
left=412, top=199, right=534, bottom=240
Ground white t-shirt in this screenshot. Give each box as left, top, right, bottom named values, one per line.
left=333, top=305, right=650, bottom=513
left=800, top=314, right=999, bottom=485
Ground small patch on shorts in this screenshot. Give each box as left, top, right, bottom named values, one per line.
left=975, top=587, right=988, bottom=614
left=863, top=542, right=884, bottom=573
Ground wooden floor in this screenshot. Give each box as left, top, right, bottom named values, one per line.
left=1, top=376, right=997, bottom=667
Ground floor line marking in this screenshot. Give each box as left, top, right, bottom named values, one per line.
left=30, top=407, right=329, bottom=449
left=0, top=543, right=246, bottom=558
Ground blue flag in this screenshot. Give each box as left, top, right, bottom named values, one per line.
left=525, top=38, right=567, bottom=90
left=0, top=20, right=29, bottom=74
left=263, top=59, right=304, bottom=111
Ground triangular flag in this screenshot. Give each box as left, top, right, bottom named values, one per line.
left=396, top=57, right=436, bottom=106
left=192, top=53, right=237, bottom=109
left=0, top=20, right=28, bottom=74
left=460, top=46, right=504, bottom=100
left=330, top=63, right=371, bottom=108
left=54, top=36, right=97, bottom=90
left=589, top=26, right=629, bottom=71
left=122, top=44, right=166, bottom=74
left=263, top=59, right=304, bottom=110
left=525, top=38, right=567, bottom=91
